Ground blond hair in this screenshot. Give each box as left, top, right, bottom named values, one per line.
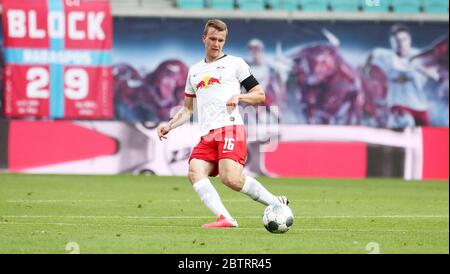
left=203, top=19, right=228, bottom=36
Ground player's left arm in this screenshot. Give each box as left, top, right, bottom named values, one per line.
left=227, top=58, right=266, bottom=109
left=226, top=84, right=266, bottom=108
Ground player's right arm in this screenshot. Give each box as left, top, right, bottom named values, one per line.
left=157, top=96, right=194, bottom=141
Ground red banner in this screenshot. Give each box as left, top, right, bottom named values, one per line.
left=2, top=0, right=113, bottom=119
left=263, top=142, right=368, bottom=179
left=422, top=127, right=449, bottom=180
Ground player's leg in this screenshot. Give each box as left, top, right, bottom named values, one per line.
left=189, top=158, right=238, bottom=227
left=218, top=125, right=288, bottom=206
left=218, top=158, right=288, bottom=206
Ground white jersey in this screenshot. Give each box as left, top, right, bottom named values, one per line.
left=371, top=48, right=428, bottom=111
left=185, top=54, right=252, bottom=136
left=248, top=61, right=271, bottom=91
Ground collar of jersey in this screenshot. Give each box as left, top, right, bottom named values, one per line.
left=204, top=54, right=228, bottom=64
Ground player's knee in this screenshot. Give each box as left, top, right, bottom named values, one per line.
left=188, top=169, right=205, bottom=184
left=220, top=174, right=242, bottom=191
left=187, top=171, right=196, bottom=184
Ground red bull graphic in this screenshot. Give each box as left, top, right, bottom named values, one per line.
left=208, top=77, right=220, bottom=85
left=196, top=80, right=206, bottom=90
left=196, top=76, right=221, bottom=90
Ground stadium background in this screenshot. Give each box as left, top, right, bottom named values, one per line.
left=0, top=0, right=448, bottom=180
left=0, top=0, right=448, bottom=256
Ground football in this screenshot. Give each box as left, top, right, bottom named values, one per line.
left=262, top=204, right=294, bottom=233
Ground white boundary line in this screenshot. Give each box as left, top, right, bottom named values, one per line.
left=0, top=215, right=448, bottom=219
left=0, top=221, right=448, bottom=233
left=4, top=199, right=323, bottom=203
left=5, top=200, right=118, bottom=203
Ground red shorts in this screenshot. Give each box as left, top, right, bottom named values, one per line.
left=189, top=125, right=247, bottom=177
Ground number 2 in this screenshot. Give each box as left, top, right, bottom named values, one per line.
left=27, top=67, right=49, bottom=99
left=65, top=242, right=80, bottom=254
left=365, top=242, right=380, bottom=254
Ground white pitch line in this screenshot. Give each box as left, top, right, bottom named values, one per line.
left=1, top=215, right=222, bottom=219
left=0, top=215, right=448, bottom=219
left=0, top=221, right=448, bottom=233
left=4, top=199, right=323, bottom=203
left=5, top=200, right=118, bottom=203
left=300, top=215, right=450, bottom=219
left=4, top=199, right=195, bottom=203
left=3, top=199, right=226, bottom=203
left=0, top=221, right=204, bottom=230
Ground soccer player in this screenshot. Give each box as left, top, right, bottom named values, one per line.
left=156, top=19, right=288, bottom=228
left=246, top=38, right=288, bottom=112
left=365, top=24, right=439, bottom=128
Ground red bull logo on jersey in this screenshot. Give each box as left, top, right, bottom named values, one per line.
left=195, top=76, right=221, bottom=90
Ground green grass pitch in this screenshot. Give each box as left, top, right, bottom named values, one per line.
left=0, top=174, right=448, bottom=254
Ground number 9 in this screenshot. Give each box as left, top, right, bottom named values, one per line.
left=64, top=68, right=89, bottom=100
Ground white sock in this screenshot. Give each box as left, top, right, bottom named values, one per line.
left=240, top=176, right=280, bottom=206
left=193, top=178, right=234, bottom=221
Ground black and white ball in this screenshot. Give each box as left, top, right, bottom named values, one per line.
left=262, top=204, right=294, bottom=233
